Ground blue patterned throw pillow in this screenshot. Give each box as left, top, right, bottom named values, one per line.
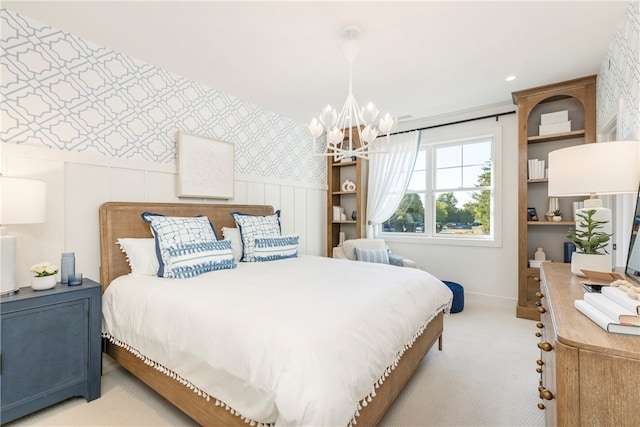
left=141, top=212, right=218, bottom=278
left=231, top=210, right=281, bottom=262
left=354, top=247, right=390, bottom=264
left=254, top=235, right=299, bottom=261
left=167, top=240, right=235, bottom=279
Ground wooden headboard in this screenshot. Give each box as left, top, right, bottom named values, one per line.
left=98, top=201, right=274, bottom=292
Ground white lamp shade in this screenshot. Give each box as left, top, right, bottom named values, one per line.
left=548, top=141, right=640, bottom=197
left=0, top=176, right=46, bottom=224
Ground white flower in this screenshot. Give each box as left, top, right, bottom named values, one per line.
left=30, top=261, right=59, bottom=277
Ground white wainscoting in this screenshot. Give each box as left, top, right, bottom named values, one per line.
left=2, top=143, right=326, bottom=288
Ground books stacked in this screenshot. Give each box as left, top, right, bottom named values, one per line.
left=575, top=286, right=640, bottom=335
left=527, top=159, right=546, bottom=179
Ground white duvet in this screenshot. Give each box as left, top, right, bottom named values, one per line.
left=102, top=255, right=452, bottom=426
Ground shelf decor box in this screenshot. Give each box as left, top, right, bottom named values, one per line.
left=539, top=120, right=571, bottom=136
left=540, top=110, right=569, bottom=125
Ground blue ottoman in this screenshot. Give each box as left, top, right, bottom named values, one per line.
left=443, top=281, right=464, bottom=313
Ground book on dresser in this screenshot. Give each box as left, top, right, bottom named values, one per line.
left=574, top=292, right=640, bottom=336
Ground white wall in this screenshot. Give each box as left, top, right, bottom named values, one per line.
left=3, top=143, right=325, bottom=288
left=385, top=104, right=519, bottom=303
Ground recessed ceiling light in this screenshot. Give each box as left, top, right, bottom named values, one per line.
left=506, top=75, right=517, bottom=82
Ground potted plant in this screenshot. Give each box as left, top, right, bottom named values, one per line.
left=30, top=261, right=59, bottom=290
left=552, top=209, right=563, bottom=222
left=566, top=209, right=612, bottom=276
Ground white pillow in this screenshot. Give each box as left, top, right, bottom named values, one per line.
left=116, top=238, right=159, bottom=276
left=222, top=227, right=243, bottom=262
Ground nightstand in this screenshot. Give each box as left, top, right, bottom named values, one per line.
left=0, top=278, right=101, bottom=424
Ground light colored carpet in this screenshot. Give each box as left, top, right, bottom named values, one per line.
left=6, top=295, right=545, bottom=427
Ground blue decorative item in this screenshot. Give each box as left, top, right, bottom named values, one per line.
left=60, top=252, right=75, bottom=285
left=443, top=281, right=464, bottom=313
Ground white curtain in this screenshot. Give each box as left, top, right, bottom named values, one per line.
left=366, top=131, right=420, bottom=238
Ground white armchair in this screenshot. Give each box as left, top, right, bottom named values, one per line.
left=332, top=238, right=417, bottom=268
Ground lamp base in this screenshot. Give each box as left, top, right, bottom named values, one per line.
left=1, top=228, right=19, bottom=296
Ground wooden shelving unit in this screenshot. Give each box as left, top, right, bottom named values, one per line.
left=326, top=128, right=367, bottom=257
left=512, top=75, right=596, bottom=320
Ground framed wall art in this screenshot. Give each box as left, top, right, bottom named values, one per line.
left=176, top=131, right=234, bottom=199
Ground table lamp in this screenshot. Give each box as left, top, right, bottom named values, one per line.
left=548, top=140, right=640, bottom=272
left=0, top=176, right=46, bottom=295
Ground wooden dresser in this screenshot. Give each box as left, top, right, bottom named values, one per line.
left=537, top=263, right=640, bottom=426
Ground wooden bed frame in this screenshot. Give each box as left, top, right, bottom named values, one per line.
left=99, top=201, right=444, bottom=427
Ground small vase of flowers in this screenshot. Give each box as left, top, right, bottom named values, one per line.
left=30, top=261, right=59, bottom=290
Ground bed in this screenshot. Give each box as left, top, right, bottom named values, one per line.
left=99, top=201, right=452, bottom=426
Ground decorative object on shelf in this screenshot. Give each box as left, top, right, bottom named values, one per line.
left=332, top=206, right=345, bottom=221
left=0, top=175, right=47, bottom=296
left=546, top=197, right=559, bottom=221
left=552, top=209, right=563, bottom=221
left=549, top=140, right=640, bottom=274
left=308, top=27, right=393, bottom=161
left=527, top=207, right=538, bottom=221
left=566, top=209, right=613, bottom=276
left=351, top=211, right=357, bottom=220
left=29, top=261, right=58, bottom=291
left=338, top=231, right=346, bottom=247
left=534, top=247, right=546, bottom=261
left=341, top=179, right=356, bottom=192
left=527, top=158, right=546, bottom=179
left=539, top=110, right=571, bottom=136
left=61, top=252, right=75, bottom=285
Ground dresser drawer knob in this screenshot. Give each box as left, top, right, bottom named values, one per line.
left=535, top=332, right=542, bottom=338
left=536, top=291, right=544, bottom=299
left=536, top=367, right=543, bottom=373
left=540, top=389, right=554, bottom=400
left=533, top=276, right=541, bottom=282
left=536, top=322, right=544, bottom=329
left=538, top=342, right=553, bottom=352
left=536, top=359, right=544, bottom=366
left=538, top=403, right=545, bottom=410
left=537, top=306, right=546, bottom=314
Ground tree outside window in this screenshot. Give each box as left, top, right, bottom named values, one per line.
left=382, top=135, right=495, bottom=240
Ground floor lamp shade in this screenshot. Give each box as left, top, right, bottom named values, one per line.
left=1, top=176, right=47, bottom=294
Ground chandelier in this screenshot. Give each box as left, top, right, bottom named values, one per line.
left=308, top=27, right=393, bottom=161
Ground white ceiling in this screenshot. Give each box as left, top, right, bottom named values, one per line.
left=3, top=1, right=630, bottom=125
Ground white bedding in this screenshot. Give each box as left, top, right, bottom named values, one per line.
left=102, top=255, right=452, bottom=426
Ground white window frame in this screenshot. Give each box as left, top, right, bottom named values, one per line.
left=380, top=125, right=502, bottom=248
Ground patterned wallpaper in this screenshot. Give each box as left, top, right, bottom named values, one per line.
left=0, top=9, right=326, bottom=185
left=597, top=0, right=640, bottom=139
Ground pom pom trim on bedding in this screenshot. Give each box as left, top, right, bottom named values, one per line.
left=102, top=255, right=453, bottom=426
left=102, top=303, right=448, bottom=427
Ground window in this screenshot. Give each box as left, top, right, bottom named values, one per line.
left=381, top=126, right=502, bottom=246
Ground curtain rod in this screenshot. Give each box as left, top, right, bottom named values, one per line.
left=388, top=110, right=516, bottom=136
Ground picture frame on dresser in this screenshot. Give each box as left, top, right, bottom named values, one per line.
left=176, top=131, right=234, bottom=199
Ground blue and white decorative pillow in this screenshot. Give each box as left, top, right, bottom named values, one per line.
left=354, top=247, right=390, bottom=264
left=141, top=212, right=218, bottom=277
left=231, top=210, right=281, bottom=262
left=254, top=235, right=299, bottom=262
left=167, top=241, right=235, bottom=279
